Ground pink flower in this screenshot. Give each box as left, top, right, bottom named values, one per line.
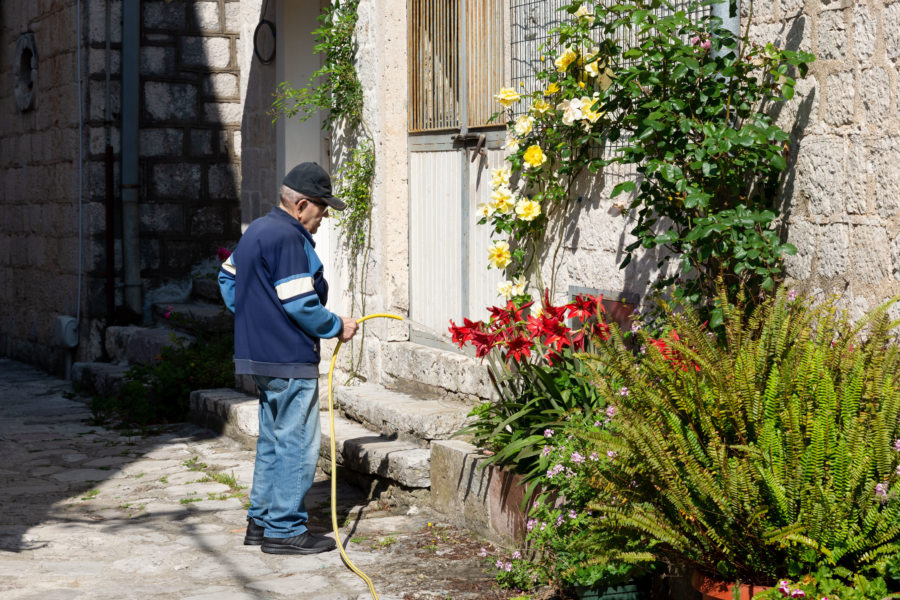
left=593, top=421, right=601, bottom=427
left=607, top=450, right=618, bottom=459
left=217, top=247, right=232, bottom=261
left=496, top=559, right=504, bottom=569
left=589, top=452, right=599, bottom=461
left=556, top=514, right=565, bottom=526
left=526, top=519, right=537, bottom=531
left=876, top=482, right=889, bottom=502
left=544, top=428, right=554, bottom=438
left=777, top=580, right=791, bottom=596
left=787, top=288, right=798, bottom=302
left=541, top=445, right=553, bottom=457
left=504, top=562, right=512, bottom=572
left=512, top=550, right=522, bottom=560
left=478, top=548, right=488, bottom=557
left=164, top=305, right=173, bottom=319
left=618, top=387, right=629, bottom=397
left=568, top=509, right=577, bottom=519
left=570, top=451, right=585, bottom=464
left=893, top=439, right=900, bottom=452
left=606, top=405, right=617, bottom=418
left=790, top=590, right=805, bottom=598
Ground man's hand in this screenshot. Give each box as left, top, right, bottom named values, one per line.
left=338, top=317, right=359, bottom=342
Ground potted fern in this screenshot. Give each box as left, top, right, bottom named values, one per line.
left=576, top=289, right=900, bottom=591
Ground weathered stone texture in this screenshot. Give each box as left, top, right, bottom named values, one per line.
left=144, top=81, right=198, bottom=121
left=796, top=138, right=847, bottom=215
left=872, top=137, right=900, bottom=218
left=208, top=163, right=239, bottom=199
left=140, top=128, right=184, bottom=158
left=853, top=3, right=877, bottom=61
left=817, top=9, right=847, bottom=60
left=150, top=163, right=202, bottom=199
left=816, top=223, right=850, bottom=279
left=141, top=46, right=177, bottom=75
left=850, top=226, right=891, bottom=285
left=193, top=2, right=221, bottom=32
left=886, top=3, right=900, bottom=61
left=860, top=67, right=891, bottom=128
left=181, top=36, right=232, bottom=69
left=143, top=1, right=187, bottom=30
left=823, top=71, right=855, bottom=126
left=784, top=218, right=815, bottom=280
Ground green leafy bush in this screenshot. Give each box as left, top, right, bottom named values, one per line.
left=578, top=290, right=900, bottom=584
left=755, top=565, right=900, bottom=600
left=91, top=329, right=234, bottom=426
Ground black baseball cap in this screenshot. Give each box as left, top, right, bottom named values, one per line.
left=282, top=162, right=347, bottom=211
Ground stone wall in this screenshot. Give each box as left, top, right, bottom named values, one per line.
left=0, top=0, right=83, bottom=370
left=0, top=0, right=243, bottom=373
left=748, top=0, right=900, bottom=318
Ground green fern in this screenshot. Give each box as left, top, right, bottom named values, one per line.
left=579, top=290, right=900, bottom=583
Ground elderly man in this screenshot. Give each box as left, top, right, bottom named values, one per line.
left=219, top=162, right=358, bottom=555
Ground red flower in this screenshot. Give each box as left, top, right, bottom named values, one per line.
left=568, top=294, right=603, bottom=321
left=449, top=318, right=483, bottom=347
left=505, top=336, right=533, bottom=362
left=541, top=289, right=567, bottom=322
left=649, top=329, right=700, bottom=372
left=217, top=247, right=232, bottom=261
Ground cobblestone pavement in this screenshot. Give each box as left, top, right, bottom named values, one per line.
left=0, top=359, right=516, bottom=600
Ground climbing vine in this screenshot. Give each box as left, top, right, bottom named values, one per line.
left=270, top=0, right=374, bottom=376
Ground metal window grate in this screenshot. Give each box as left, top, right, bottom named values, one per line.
left=408, top=0, right=505, bottom=133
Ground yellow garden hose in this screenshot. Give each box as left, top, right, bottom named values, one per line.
left=327, top=313, right=402, bottom=600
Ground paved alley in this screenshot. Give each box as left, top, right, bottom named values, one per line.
left=0, top=359, right=511, bottom=600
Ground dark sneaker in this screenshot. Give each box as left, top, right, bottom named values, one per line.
left=261, top=531, right=337, bottom=555
left=244, top=518, right=264, bottom=546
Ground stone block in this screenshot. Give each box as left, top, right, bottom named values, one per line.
left=381, top=341, right=494, bottom=400
left=193, top=1, right=221, bottom=32
left=143, top=1, right=186, bottom=30
left=181, top=36, right=232, bottom=69
left=189, top=129, right=214, bottom=156
left=322, top=412, right=431, bottom=488
left=860, top=68, right=891, bottom=129
left=887, top=3, right=900, bottom=61
left=817, top=9, right=847, bottom=60
left=796, top=137, right=846, bottom=215
left=191, top=205, right=227, bottom=236
left=140, top=128, right=184, bottom=158
left=430, top=440, right=526, bottom=544
left=851, top=226, right=891, bottom=286
left=141, top=45, right=177, bottom=76
left=845, top=139, right=869, bottom=214
left=816, top=223, right=850, bottom=279
left=224, top=2, right=240, bottom=33
left=232, top=130, right=241, bottom=158
left=204, top=73, right=239, bottom=99
left=190, top=388, right=259, bottom=448
left=335, top=383, right=473, bottom=444
left=144, top=81, right=198, bottom=122
left=873, top=137, right=900, bottom=218
left=208, top=163, right=239, bottom=199
left=139, top=202, right=185, bottom=234
left=823, top=71, right=854, bottom=126
left=150, top=163, right=201, bottom=200
left=204, top=101, right=242, bottom=125
left=893, top=235, right=900, bottom=282
left=853, top=3, right=876, bottom=61
left=71, top=361, right=129, bottom=397
left=90, top=79, right=121, bottom=121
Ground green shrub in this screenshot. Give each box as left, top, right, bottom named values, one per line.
left=579, top=289, right=900, bottom=584
left=91, top=330, right=234, bottom=426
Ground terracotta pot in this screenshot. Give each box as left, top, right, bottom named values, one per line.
left=691, top=570, right=771, bottom=600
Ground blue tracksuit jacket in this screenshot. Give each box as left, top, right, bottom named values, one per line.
left=218, top=206, right=343, bottom=378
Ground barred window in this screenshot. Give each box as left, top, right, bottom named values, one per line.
left=408, top=0, right=506, bottom=133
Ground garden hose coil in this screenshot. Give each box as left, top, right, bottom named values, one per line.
left=327, top=313, right=402, bottom=600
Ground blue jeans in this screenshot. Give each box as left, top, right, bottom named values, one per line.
left=247, top=375, right=321, bottom=538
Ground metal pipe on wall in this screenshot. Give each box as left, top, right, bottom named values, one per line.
left=121, top=0, right=141, bottom=318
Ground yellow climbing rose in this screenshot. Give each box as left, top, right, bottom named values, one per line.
left=490, top=167, right=511, bottom=189
left=497, top=280, right=514, bottom=300
left=515, top=198, right=541, bottom=221
left=523, top=145, right=547, bottom=169
left=545, top=82, right=560, bottom=95
left=488, top=240, right=512, bottom=269
left=494, top=87, right=521, bottom=107
left=490, top=186, right=516, bottom=213
left=531, top=98, right=551, bottom=114
left=555, top=47, right=578, bottom=72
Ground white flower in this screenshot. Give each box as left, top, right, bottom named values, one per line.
left=575, top=3, right=596, bottom=23
left=476, top=202, right=495, bottom=220
left=490, top=167, right=511, bottom=189
left=556, top=98, right=583, bottom=126
left=497, top=280, right=514, bottom=300
left=512, top=276, right=527, bottom=296
left=504, top=136, right=520, bottom=154
left=580, top=94, right=603, bottom=124
left=513, top=114, right=534, bottom=137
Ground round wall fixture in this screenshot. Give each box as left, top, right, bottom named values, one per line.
left=14, top=32, right=38, bottom=112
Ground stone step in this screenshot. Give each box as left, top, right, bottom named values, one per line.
left=105, top=326, right=195, bottom=365
left=191, top=277, right=222, bottom=304
left=151, top=302, right=232, bottom=333
left=334, top=382, right=473, bottom=446
left=189, top=387, right=430, bottom=488
left=72, top=362, right=131, bottom=397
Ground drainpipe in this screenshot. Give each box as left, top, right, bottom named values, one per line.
left=121, top=0, right=142, bottom=318
left=712, top=0, right=741, bottom=57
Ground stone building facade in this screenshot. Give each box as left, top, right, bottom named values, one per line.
left=237, top=0, right=900, bottom=394
left=0, top=0, right=243, bottom=373
left=2, top=0, right=898, bottom=385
